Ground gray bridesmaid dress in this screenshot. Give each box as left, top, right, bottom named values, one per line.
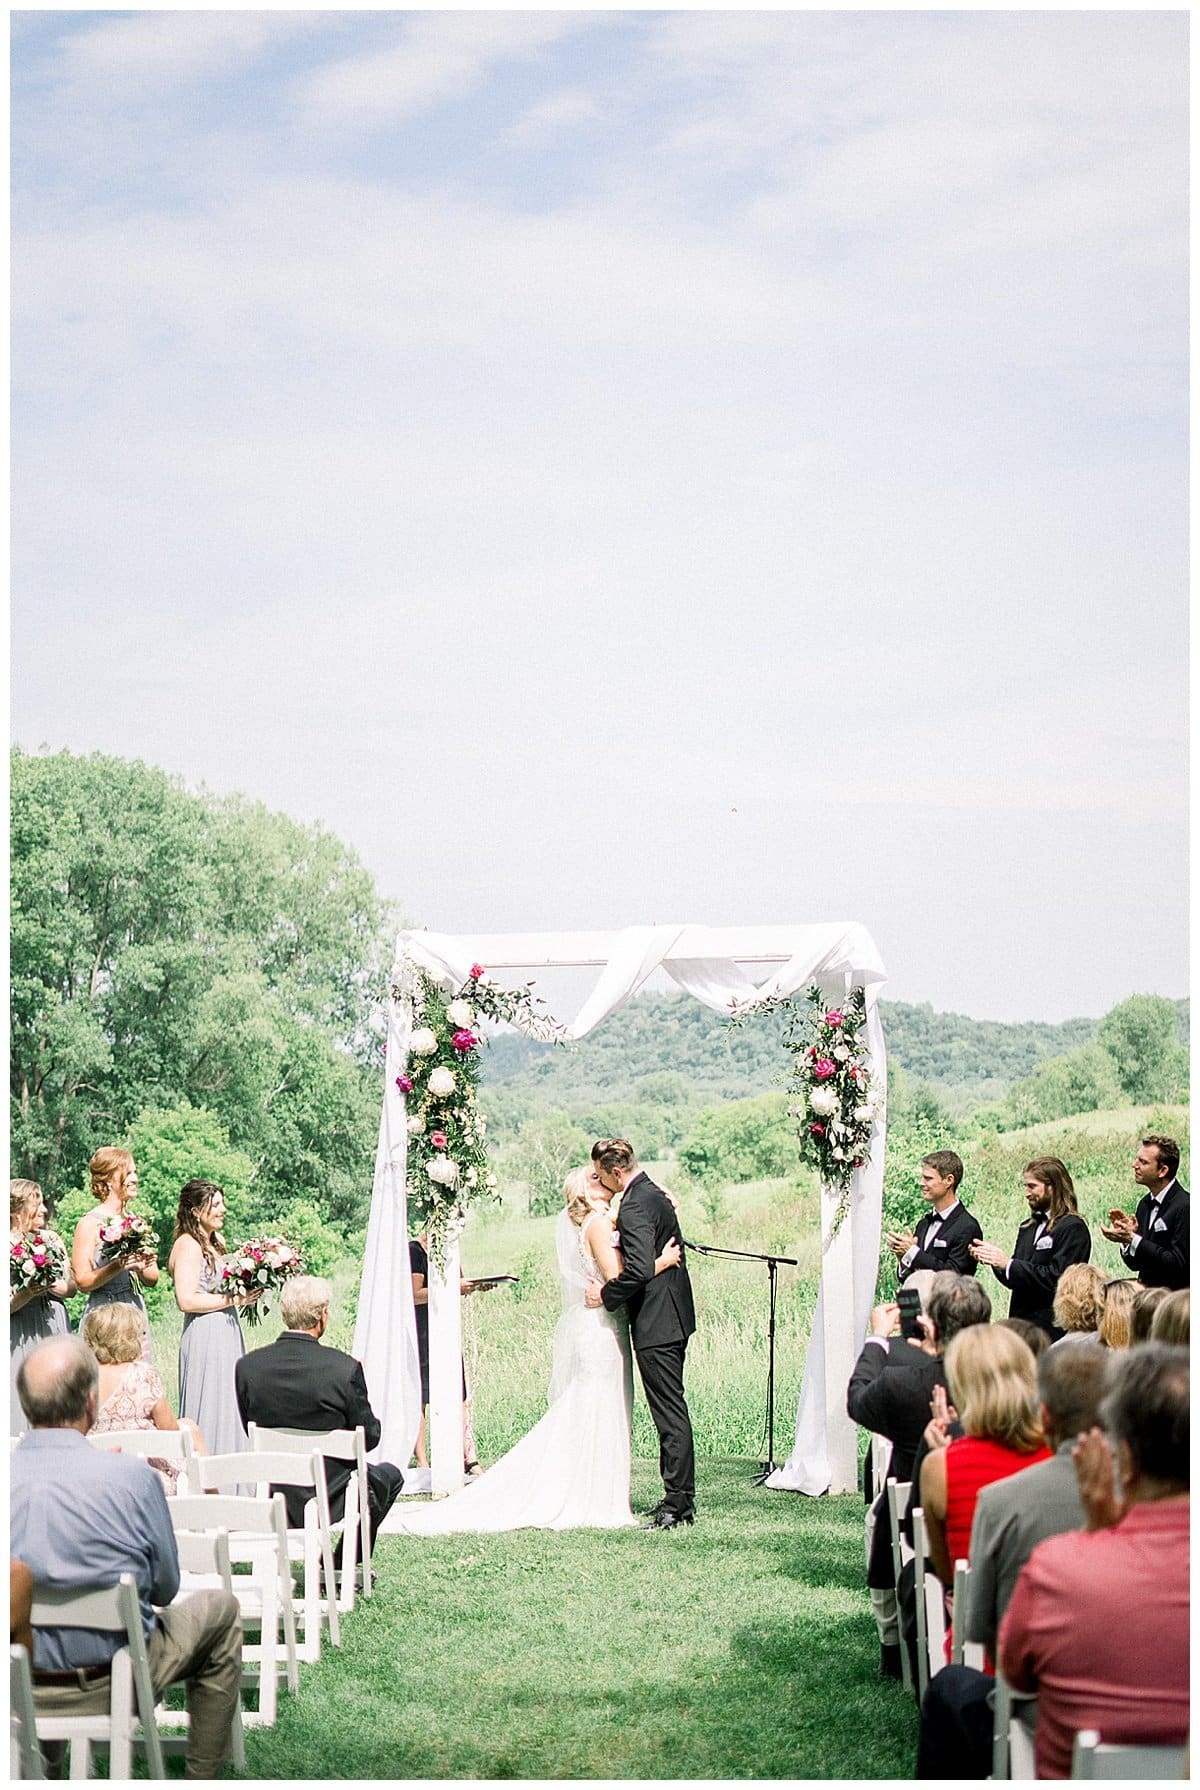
left=178, top=1254, right=248, bottom=1455
left=10, top=1290, right=71, bottom=1435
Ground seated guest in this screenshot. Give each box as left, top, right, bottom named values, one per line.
left=886, top=1153, right=983, bottom=1281
left=1048, top=1262, right=1106, bottom=1347
left=1150, top=1287, right=1189, bottom=1346
left=11, top=1336, right=241, bottom=1780
left=970, top=1157, right=1091, bottom=1338
left=999, top=1317, right=1049, bottom=1361
left=920, top=1324, right=1051, bottom=1591
left=1129, top=1284, right=1171, bottom=1344
left=11, top=1556, right=34, bottom=1655
left=1096, top=1278, right=1137, bottom=1351
left=915, top=1343, right=1107, bottom=1778
left=234, top=1276, right=404, bottom=1553
left=83, top=1302, right=207, bottom=1493
left=1101, top=1133, right=1189, bottom=1290
left=999, top=1344, right=1189, bottom=1779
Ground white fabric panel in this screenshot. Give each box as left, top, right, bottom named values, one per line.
left=351, top=976, right=422, bottom=1471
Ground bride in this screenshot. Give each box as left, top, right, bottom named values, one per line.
left=385, top=1164, right=681, bottom=1533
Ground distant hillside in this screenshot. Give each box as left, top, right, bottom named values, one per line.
left=479, top=991, right=1187, bottom=1110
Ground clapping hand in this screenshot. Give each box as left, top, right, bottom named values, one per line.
left=970, top=1240, right=1009, bottom=1270
left=1073, top=1427, right=1125, bottom=1530
left=1100, top=1208, right=1137, bottom=1244
left=885, top=1229, right=916, bottom=1259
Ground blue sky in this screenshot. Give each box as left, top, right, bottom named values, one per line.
left=10, top=10, right=1189, bottom=1022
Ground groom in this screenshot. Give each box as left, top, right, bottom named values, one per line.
left=585, top=1138, right=697, bottom=1529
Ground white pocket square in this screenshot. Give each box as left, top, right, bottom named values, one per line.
left=1035, top=1235, right=1054, bottom=1250
left=933, top=1237, right=948, bottom=1248
left=1152, top=1218, right=1170, bottom=1233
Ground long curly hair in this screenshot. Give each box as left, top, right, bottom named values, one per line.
left=89, top=1148, right=134, bottom=1204
left=1023, top=1156, right=1079, bottom=1230
left=172, top=1179, right=227, bottom=1263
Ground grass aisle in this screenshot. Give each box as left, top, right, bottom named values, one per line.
left=235, top=1459, right=917, bottom=1781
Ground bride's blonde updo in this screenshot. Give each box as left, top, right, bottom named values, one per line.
left=563, top=1166, right=608, bottom=1228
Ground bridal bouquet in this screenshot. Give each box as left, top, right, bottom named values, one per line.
left=96, top=1211, right=158, bottom=1268
left=220, top=1236, right=304, bottom=1325
left=10, top=1228, right=69, bottom=1295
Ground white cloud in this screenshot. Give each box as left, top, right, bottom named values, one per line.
left=54, top=11, right=301, bottom=95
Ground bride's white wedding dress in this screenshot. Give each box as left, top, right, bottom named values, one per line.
left=385, top=1209, right=636, bottom=1533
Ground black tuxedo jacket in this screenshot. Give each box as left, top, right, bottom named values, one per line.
left=234, top=1331, right=382, bottom=1525
left=600, top=1171, right=696, bottom=1350
left=847, top=1340, right=947, bottom=1587
left=998, top=1212, right=1092, bottom=1334
left=1122, top=1182, right=1190, bottom=1289
left=900, top=1202, right=983, bottom=1279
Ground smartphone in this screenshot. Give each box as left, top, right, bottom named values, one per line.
left=897, top=1285, right=922, bottom=1340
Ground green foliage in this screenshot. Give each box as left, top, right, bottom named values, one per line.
left=9, top=746, right=391, bottom=1217
left=1002, top=1042, right=1125, bottom=1128
left=1097, top=994, right=1190, bottom=1103
left=678, top=1093, right=797, bottom=1188
left=266, top=1198, right=345, bottom=1278
left=877, top=1110, right=964, bottom=1299
left=503, top=1113, right=593, bottom=1216
left=126, top=1103, right=254, bottom=1258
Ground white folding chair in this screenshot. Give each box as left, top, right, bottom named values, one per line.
left=884, top=1478, right=914, bottom=1693
left=869, top=1432, right=891, bottom=1503
left=152, top=1529, right=245, bottom=1770
left=10, top=1644, right=45, bottom=1779
left=912, top=1508, right=947, bottom=1705
left=29, top=1573, right=165, bottom=1780
left=1071, top=1730, right=1188, bottom=1779
left=191, top=1449, right=340, bottom=1661
left=992, top=1669, right=1037, bottom=1780
left=170, top=1492, right=298, bottom=1726
left=949, top=1559, right=985, bottom=1670
left=247, top=1422, right=371, bottom=1611
left=88, top=1427, right=195, bottom=1467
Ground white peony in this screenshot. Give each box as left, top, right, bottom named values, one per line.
left=446, top=1000, right=474, bottom=1028
left=833, top=1043, right=851, bottom=1062
left=831, top=1146, right=846, bottom=1160
left=409, top=1027, right=438, bottom=1057
left=854, top=1103, right=875, bottom=1125
left=428, top=1066, right=457, bottom=1098
left=406, top=1114, right=425, bottom=1135
left=485, top=1172, right=497, bottom=1190
left=427, top=1155, right=460, bottom=1186
left=465, top=1167, right=478, bottom=1187
left=808, top=1085, right=839, bottom=1117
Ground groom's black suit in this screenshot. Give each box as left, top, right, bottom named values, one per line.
left=600, top=1170, right=696, bottom=1519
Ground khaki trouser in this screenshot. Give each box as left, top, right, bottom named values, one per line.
left=34, top=1589, right=241, bottom=1780
left=865, top=1500, right=900, bottom=1646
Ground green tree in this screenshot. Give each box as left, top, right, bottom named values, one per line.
left=1003, top=1043, right=1125, bottom=1128
left=1096, top=995, right=1189, bottom=1104
left=678, top=1093, right=796, bottom=1187
left=126, top=1103, right=255, bottom=1257
left=506, top=1115, right=593, bottom=1216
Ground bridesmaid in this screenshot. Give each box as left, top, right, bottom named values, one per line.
left=70, top=1147, right=158, bottom=1351
left=168, top=1179, right=259, bottom=1455
left=10, top=1179, right=76, bottom=1434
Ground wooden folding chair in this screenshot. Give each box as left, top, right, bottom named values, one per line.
left=1071, top=1730, right=1188, bottom=1779
left=247, top=1422, right=372, bottom=1611
left=10, top=1644, right=45, bottom=1780
left=29, top=1573, right=165, bottom=1780
left=153, top=1529, right=246, bottom=1770
left=912, top=1508, right=947, bottom=1705
left=884, top=1478, right=914, bottom=1693
left=170, top=1492, right=298, bottom=1727
left=191, top=1449, right=340, bottom=1661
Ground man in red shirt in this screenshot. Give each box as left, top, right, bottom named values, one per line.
left=998, top=1343, right=1189, bottom=1779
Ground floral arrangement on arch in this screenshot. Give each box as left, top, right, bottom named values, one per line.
left=393, top=960, right=565, bottom=1271
left=729, top=982, right=880, bottom=1237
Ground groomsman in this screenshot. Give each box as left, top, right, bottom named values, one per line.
left=1101, top=1134, right=1189, bottom=1289
left=885, top=1151, right=982, bottom=1280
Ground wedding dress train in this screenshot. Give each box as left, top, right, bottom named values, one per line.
left=384, top=1209, right=635, bottom=1533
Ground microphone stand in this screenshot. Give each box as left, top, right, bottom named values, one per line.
left=684, top=1239, right=798, bottom=1482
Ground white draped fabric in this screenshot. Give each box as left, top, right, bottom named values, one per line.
left=353, top=922, right=887, bottom=1495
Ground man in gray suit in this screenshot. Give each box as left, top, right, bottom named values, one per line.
left=914, top=1342, right=1107, bottom=1778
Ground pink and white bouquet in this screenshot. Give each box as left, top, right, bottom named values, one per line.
left=96, top=1211, right=158, bottom=1268
left=10, top=1228, right=69, bottom=1295
left=220, top=1237, right=304, bottom=1326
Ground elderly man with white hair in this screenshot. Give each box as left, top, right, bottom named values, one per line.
left=11, top=1335, right=242, bottom=1778
left=234, top=1275, right=404, bottom=1556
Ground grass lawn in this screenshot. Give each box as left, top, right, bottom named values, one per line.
left=228, top=1458, right=917, bottom=1781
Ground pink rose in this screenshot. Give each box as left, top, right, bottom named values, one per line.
left=395, top=1074, right=414, bottom=1093
left=470, top=963, right=484, bottom=979
left=825, top=1010, right=844, bottom=1027
left=430, top=1130, right=448, bottom=1149
left=810, top=1123, right=827, bottom=1139
left=813, top=1058, right=837, bottom=1081
left=451, top=1029, right=478, bottom=1054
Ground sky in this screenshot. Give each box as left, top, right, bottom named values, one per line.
left=10, top=8, right=1189, bottom=1025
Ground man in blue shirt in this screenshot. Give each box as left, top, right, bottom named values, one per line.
left=11, top=1336, right=242, bottom=1779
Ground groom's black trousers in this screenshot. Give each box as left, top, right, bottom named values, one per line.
left=634, top=1340, right=695, bottom=1515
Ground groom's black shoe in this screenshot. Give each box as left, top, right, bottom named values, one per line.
left=642, top=1508, right=694, bottom=1530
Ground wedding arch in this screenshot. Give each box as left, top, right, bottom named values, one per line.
left=353, top=923, right=888, bottom=1497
